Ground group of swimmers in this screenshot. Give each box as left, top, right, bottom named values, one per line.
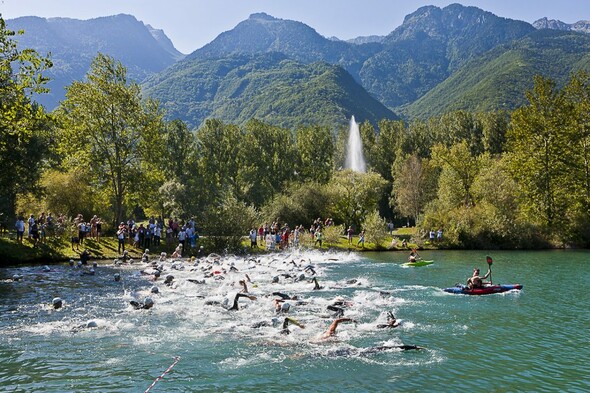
left=42, top=248, right=423, bottom=354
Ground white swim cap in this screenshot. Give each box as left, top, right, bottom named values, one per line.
left=281, top=302, right=291, bottom=312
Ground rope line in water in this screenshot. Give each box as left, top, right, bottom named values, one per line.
left=144, top=356, right=180, bottom=393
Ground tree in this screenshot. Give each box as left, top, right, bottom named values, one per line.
left=371, top=119, right=405, bottom=182
left=559, top=72, right=590, bottom=243
left=196, top=119, right=242, bottom=205
left=326, top=170, right=388, bottom=230
left=391, top=154, right=436, bottom=224
left=295, top=124, right=334, bottom=183
left=238, top=119, right=296, bottom=207
left=55, top=53, right=164, bottom=225
left=506, top=76, right=569, bottom=229
left=0, top=17, right=52, bottom=221
left=200, top=193, right=258, bottom=253
left=362, top=210, right=388, bottom=248
left=431, top=141, right=481, bottom=208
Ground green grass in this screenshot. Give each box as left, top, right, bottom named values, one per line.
left=1, top=226, right=436, bottom=265
left=0, top=233, right=177, bottom=266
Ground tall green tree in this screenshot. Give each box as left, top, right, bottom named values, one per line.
left=391, top=154, right=436, bottom=225
left=326, top=170, right=388, bottom=230
left=238, top=119, right=296, bottom=207
left=196, top=119, right=243, bottom=205
left=56, top=53, right=164, bottom=225
left=294, top=124, right=334, bottom=184
left=431, top=141, right=481, bottom=208
left=506, top=76, right=569, bottom=229
left=0, top=17, right=52, bottom=221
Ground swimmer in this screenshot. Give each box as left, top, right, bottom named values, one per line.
left=238, top=279, right=249, bottom=293
left=52, top=297, right=63, bottom=309
left=323, top=344, right=423, bottom=357
left=274, top=299, right=291, bottom=313
left=322, top=317, right=356, bottom=339
left=79, top=249, right=90, bottom=265
left=130, top=297, right=154, bottom=310
left=377, top=311, right=399, bottom=329
left=114, top=273, right=121, bottom=282
left=304, top=264, right=317, bottom=276
left=142, top=249, right=149, bottom=263
left=171, top=244, right=182, bottom=258
left=272, top=292, right=298, bottom=300
left=81, top=268, right=95, bottom=276
left=227, top=293, right=257, bottom=311
left=280, top=317, right=305, bottom=335
left=159, top=252, right=167, bottom=262
left=312, top=277, right=323, bottom=290
left=164, top=275, right=174, bottom=286
left=327, top=305, right=345, bottom=317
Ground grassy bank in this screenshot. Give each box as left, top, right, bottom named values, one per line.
left=0, top=227, right=431, bottom=266
left=0, top=234, right=176, bottom=266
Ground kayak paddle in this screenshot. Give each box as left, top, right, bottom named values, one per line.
left=486, top=256, right=493, bottom=284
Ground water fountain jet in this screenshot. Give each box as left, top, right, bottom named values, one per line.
left=344, top=115, right=366, bottom=173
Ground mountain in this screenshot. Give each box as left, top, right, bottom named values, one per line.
left=405, top=29, right=590, bottom=119
left=358, top=4, right=536, bottom=109
left=534, top=17, right=590, bottom=34
left=182, top=6, right=535, bottom=113
left=142, top=52, right=397, bottom=129
left=6, top=14, right=184, bottom=110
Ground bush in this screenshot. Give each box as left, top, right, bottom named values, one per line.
left=362, top=210, right=388, bottom=248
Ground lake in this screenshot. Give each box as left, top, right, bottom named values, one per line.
left=0, top=249, right=588, bottom=392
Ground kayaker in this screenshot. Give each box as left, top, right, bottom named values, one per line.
left=466, top=268, right=491, bottom=289
left=408, top=249, right=420, bottom=262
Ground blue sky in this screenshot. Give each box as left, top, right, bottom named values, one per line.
left=1, top=0, right=589, bottom=54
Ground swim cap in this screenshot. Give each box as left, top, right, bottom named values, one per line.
left=151, top=286, right=159, bottom=294
left=86, top=320, right=98, bottom=328
left=154, top=270, right=161, bottom=277
left=143, top=297, right=154, bottom=308
left=114, top=273, right=121, bottom=282
left=52, top=297, right=63, bottom=309
left=281, top=302, right=291, bottom=312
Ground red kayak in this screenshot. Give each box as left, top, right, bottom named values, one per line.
left=443, top=284, right=523, bottom=295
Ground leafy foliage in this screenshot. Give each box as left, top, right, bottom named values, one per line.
left=55, top=53, right=165, bottom=225
left=0, top=17, right=52, bottom=221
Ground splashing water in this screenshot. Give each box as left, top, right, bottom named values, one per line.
left=345, top=115, right=366, bottom=173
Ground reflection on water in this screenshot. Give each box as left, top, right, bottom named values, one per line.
left=0, top=249, right=589, bottom=392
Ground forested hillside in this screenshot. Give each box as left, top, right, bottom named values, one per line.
left=142, top=52, right=397, bottom=128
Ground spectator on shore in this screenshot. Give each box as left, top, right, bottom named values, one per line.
left=15, top=216, right=25, bottom=244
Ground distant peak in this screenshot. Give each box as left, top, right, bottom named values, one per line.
left=249, top=13, right=277, bottom=21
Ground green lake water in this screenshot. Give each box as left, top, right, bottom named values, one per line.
left=0, top=249, right=588, bottom=392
